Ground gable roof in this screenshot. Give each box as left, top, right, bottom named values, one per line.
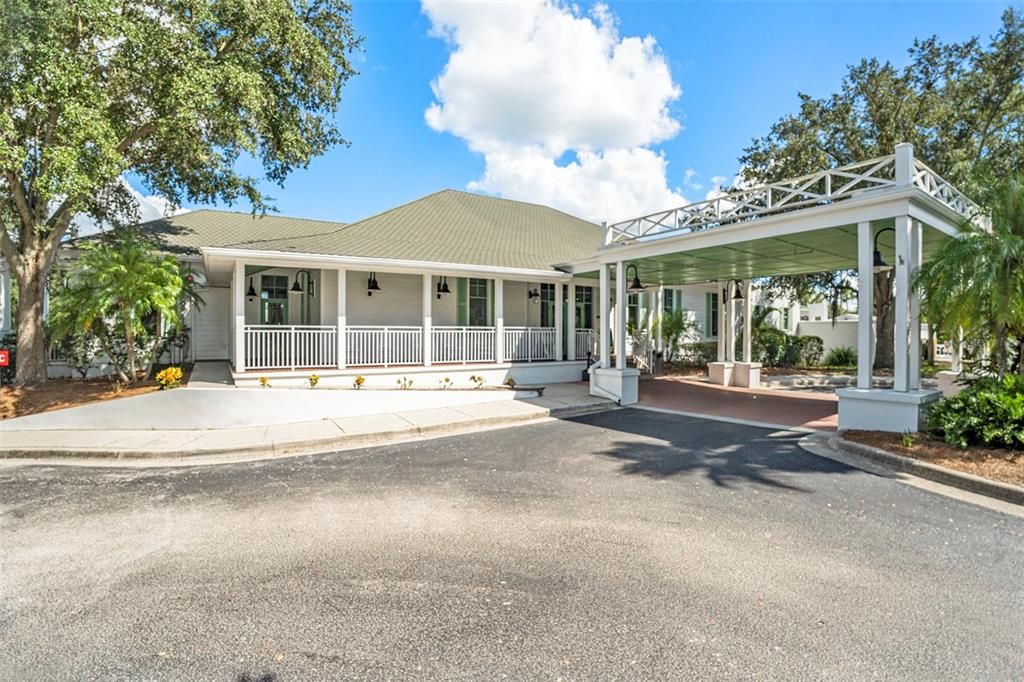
left=108, top=189, right=603, bottom=271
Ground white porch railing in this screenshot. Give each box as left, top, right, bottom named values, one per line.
left=606, top=150, right=986, bottom=244
left=432, top=326, right=495, bottom=364
left=245, top=325, right=337, bottom=370
left=574, top=328, right=597, bottom=359
left=346, top=326, right=423, bottom=367
left=504, top=327, right=556, bottom=362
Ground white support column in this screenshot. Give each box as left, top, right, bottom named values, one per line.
left=566, top=282, right=576, bottom=361
left=336, top=268, right=347, bottom=369
left=894, top=215, right=912, bottom=392
left=909, top=220, right=923, bottom=390
left=232, top=262, right=245, bottom=373
left=599, top=265, right=611, bottom=368
left=554, top=281, right=564, bottom=362
left=0, top=265, right=10, bottom=332
left=950, top=328, right=963, bottom=374
left=856, top=221, right=874, bottom=389
left=654, top=286, right=663, bottom=352
left=422, top=273, right=432, bottom=367
left=895, top=142, right=915, bottom=188
left=726, top=283, right=736, bottom=363
left=716, top=281, right=726, bottom=362
left=615, top=261, right=626, bottom=370
left=494, top=278, right=504, bottom=364
left=742, top=280, right=752, bottom=363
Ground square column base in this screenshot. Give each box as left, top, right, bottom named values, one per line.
left=836, top=388, right=941, bottom=433
left=591, top=367, right=640, bottom=405
left=708, top=362, right=734, bottom=386
left=732, top=362, right=762, bottom=388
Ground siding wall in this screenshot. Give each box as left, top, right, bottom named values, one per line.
left=193, top=286, right=231, bottom=360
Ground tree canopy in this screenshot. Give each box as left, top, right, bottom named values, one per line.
left=0, top=0, right=361, bottom=383
left=739, top=7, right=1024, bottom=366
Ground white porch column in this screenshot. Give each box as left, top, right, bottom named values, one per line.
left=856, top=221, right=874, bottom=389
left=599, top=265, right=611, bottom=367
left=566, top=282, right=576, bottom=361
left=615, top=261, right=626, bottom=370
left=494, top=278, right=504, bottom=363
left=716, top=281, right=726, bottom=362
left=742, top=280, right=752, bottom=362
left=232, top=262, right=245, bottom=373
left=336, top=268, right=347, bottom=369
left=951, top=328, right=964, bottom=374
left=893, top=215, right=912, bottom=392
left=422, top=273, right=432, bottom=367
left=726, top=283, right=736, bottom=363
left=554, top=281, right=564, bottom=361
left=654, top=286, right=663, bottom=352
left=0, top=265, right=10, bottom=332
left=909, top=220, right=923, bottom=390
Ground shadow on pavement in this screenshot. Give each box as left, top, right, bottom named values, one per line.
left=570, top=408, right=856, bottom=492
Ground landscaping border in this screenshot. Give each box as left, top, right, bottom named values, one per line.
left=829, top=434, right=1024, bottom=506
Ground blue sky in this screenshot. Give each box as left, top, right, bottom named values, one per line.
left=139, top=1, right=1007, bottom=226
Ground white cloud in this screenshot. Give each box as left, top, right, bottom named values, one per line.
left=71, top=179, right=189, bottom=236
left=683, top=168, right=702, bottom=192
left=422, top=0, right=687, bottom=223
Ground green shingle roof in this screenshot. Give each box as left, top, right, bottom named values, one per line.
left=119, top=189, right=603, bottom=271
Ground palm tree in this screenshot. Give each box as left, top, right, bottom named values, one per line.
left=916, top=175, right=1024, bottom=377
left=48, top=230, right=190, bottom=383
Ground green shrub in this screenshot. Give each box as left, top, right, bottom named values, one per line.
left=822, top=346, right=857, bottom=366
left=678, top=341, right=717, bottom=366
left=752, top=327, right=788, bottom=367
left=797, top=336, right=824, bottom=366
left=926, top=375, right=1024, bottom=449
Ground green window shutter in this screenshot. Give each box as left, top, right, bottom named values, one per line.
left=705, top=293, right=712, bottom=337
left=456, top=277, right=469, bottom=326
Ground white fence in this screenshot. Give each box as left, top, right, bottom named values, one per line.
left=242, top=324, right=577, bottom=370
left=245, top=325, right=337, bottom=370
left=504, top=327, right=556, bottom=362
left=432, top=326, right=495, bottom=364
left=346, top=326, right=423, bottom=367
left=574, top=328, right=597, bottom=359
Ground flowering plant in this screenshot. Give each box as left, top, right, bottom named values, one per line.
left=353, top=375, right=365, bottom=389
left=308, top=374, right=320, bottom=388
left=155, top=366, right=183, bottom=389
left=259, top=376, right=271, bottom=388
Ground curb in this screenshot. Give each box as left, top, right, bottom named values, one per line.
left=829, top=434, right=1024, bottom=506
left=1, top=403, right=617, bottom=462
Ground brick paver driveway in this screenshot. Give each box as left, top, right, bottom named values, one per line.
left=1, top=409, right=1020, bottom=679
left=641, top=376, right=840, bottom=431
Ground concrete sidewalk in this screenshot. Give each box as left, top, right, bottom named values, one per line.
left=0, top=383, right=613, bottom=461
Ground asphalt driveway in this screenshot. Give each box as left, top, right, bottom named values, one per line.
left=1, top=409, right=1022, bottom=680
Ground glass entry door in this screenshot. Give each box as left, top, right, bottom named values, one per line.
left=260, top=275, right=289, bottom=325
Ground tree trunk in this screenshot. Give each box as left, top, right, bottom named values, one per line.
left=124, top=316, right=136, bottom=383
left=13, top=261, right=48, bottom=386
left=873, top=271, right=895, bottom=370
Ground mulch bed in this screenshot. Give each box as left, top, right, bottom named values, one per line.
left=843, top=430, right=1024, bottom=488
left=0, top=365, right=192, bottom=420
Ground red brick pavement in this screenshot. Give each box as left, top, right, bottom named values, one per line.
left=638, top=376, right=838, bottom=432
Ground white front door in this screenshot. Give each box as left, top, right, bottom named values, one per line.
left=193, top=287, right=231, bottom=360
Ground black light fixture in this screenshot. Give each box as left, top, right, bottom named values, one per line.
left=626, top=264, right=645, bottom=292
left=731, top=279, right=745, bottom=301
left=367, top=272, right=381, bottom=296
left=436, top=275, right=451, bottom=299
left=873, top=226, right=896, bottom=272
left=289, top=269, right=316, bottom=297
left=528, top=287, right=540, bottom=303
left=246, top=277, right=257, bottom=301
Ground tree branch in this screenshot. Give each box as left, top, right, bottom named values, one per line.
left=5, top=172, right=34, bottom=235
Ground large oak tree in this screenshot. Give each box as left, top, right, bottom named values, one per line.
left=739, top=8, right=1024, bottom=369
left=0, top=0, right=360, bottom=384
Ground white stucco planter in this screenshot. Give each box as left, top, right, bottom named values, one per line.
left=590, top=367, right=640, bottom=405
left=732, top=362, right=762, bottom=388
left=707, top=362, right=734, bottom=386
left=836, top=387, right=941, bottom=433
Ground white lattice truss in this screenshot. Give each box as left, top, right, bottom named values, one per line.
left=605, top=154, right=985, bottom=245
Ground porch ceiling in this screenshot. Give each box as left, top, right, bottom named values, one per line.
left=576, top=219, right=950, bottom=286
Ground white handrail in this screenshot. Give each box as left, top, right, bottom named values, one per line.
left=244, top=325, right=337, bottom=371
left=431, top=326, right=495, bottom=364
left=504, top=326, right=556, bottom=362
left=346, top=326, right=423, bottom=367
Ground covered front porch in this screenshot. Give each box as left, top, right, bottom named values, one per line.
left=207, top=255, right=600, bottom=379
